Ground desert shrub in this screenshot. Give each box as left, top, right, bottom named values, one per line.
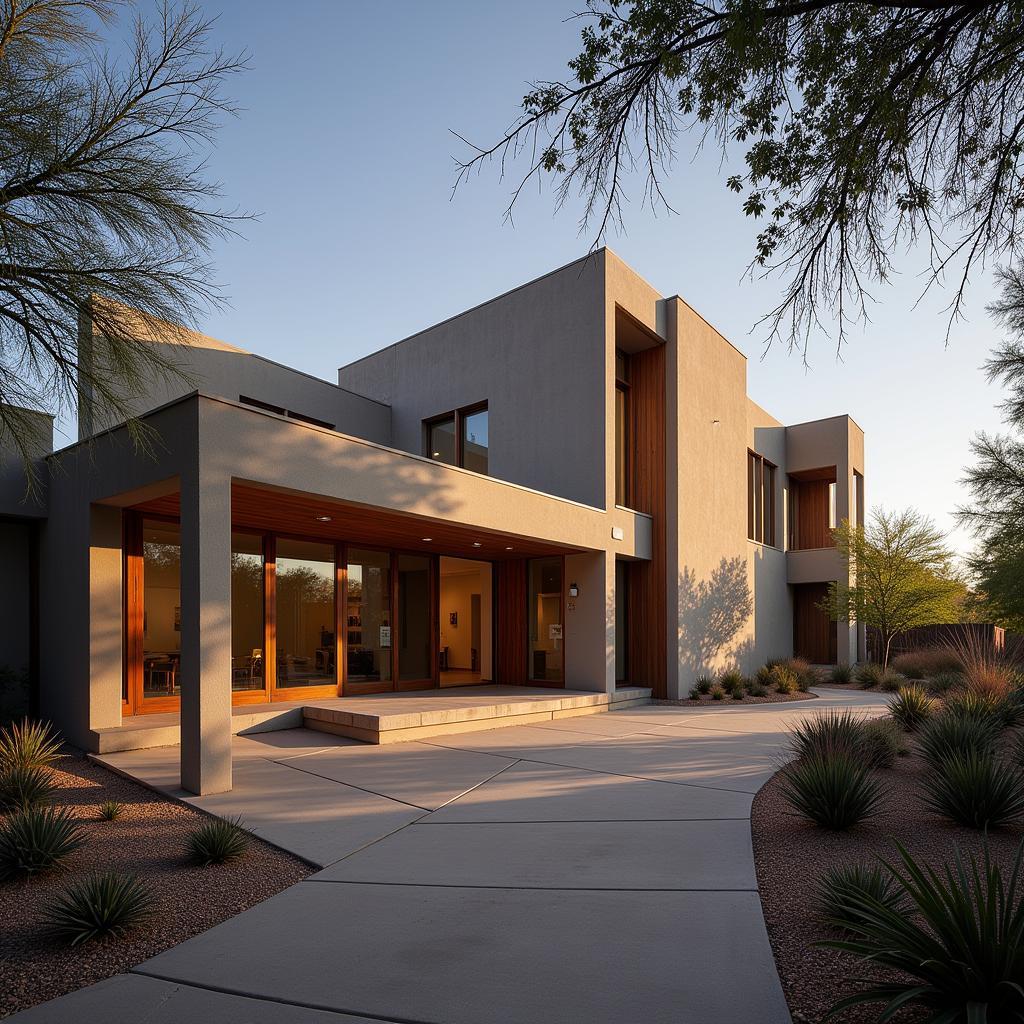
left=1000, top=688, right=1024, bottom=728
left=891, top=649, right=964, bottom=680
left=746, top=680, right=768, bottom=697
left=0, top=806, right=85, bottom=880
left=926, top=670, right=964, bottom=696
left=0, top=718, right=61, bottom=771
left=854, top=663, right=884, bottom=689
left=98, top=800, right=123, bottom=822
left=830, top=663, right=853, bottom=684
left=917, top=713, right=1000, bottom=772
left=788, top=710, right=865, bottom=762
left=1013, top=731, right=1024, bottom=769
left=818, top=842, right=1024, bottom=1023
left=859, top=718, right=907, bottom=769
left=186, top=816, right=249, bottom=865
left=878, top=669, right=907, bottom=693
left=718, top=669, right=745, bottom=695
left=769, top=664, right=799, bottom=694
left=688, top=684, right=702, bottom=699
left=786, top=657, right=817, bottom=692
left=694, top=674, right=714, bottom=696
left=923, top=752, right=1024, bottom=829
left=944, top=689, right=1007, bottom=728
left=0, top=763, right=55, bottom=812
left=888, top=685, right=936, bottom=732
left=44, top=872, right=153, bottom=944
left=709, top=685, right=726, bottom=701
left=779, top=753, right=885, bottom=830
left=731, top=685, right=745, bottom=700
left=891, top=653, right=926, bottom=680
left=814, top=862, right=905, bottom=930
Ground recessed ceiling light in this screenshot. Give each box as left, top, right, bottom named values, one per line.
left=422, top=537, right=433, bottom=542
left=472, top=541, right=482, bottom=548
left=314, top=515, right=332, bottom=522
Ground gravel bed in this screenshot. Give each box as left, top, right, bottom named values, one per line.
left=0, top=750, right=310, bottom=1018
left=655, top=690, right=816, bottom=707
left=752, top=733, right=1024, bottom=1023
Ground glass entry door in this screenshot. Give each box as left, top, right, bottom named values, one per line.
left=344, top=548, right=394, bottom=693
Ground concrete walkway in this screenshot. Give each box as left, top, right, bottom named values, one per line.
left=12, top=688, right=888, bottom=1024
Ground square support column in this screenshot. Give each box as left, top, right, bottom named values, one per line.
left=564, top=550, right=615, bottom=693
left=88, top=504, right=125, bottom=736
left=179, top=466, right=232, bottom=795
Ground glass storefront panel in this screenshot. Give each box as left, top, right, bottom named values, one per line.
left=232, top=532, right=264, bottom=692
left=398, top=554, right=432, bottom=682
left=528, top=557, right=563, bottom=683
left=276, top=538, right=335, bottom=689
left=346, top=548, right=392, bottom=683
left=142, top=519, right=183, bottom=699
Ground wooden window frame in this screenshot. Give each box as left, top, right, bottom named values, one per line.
left=746, top=451, right=777, bottom=547
left=423, top=401, right=488, bottom=473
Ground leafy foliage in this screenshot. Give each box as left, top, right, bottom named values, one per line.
left=923, top=752, right=1024, bottom=829
left=779, top=753, right=885, bottom=830
left=0, top=763, right=55, bottom=812
left=814, top=862, right=905, bottom=932
left=44, top=872, right=153, bottom=944
left=0, top=718, right=61, bottom=771
left=819, top=841, right=1024, bottom=1023
left=186, top=815, right=249, bottom=865
left=0, top=805, right=85, bottom=880
left=888, top=685, right=936, bottom=732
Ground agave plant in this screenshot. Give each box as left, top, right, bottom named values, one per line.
left=0, top=718, right=62, bottom=771
left=97, top=800, right=123, bottom=822
left=186, top=815, right=250, bottom=865
left=888, top=685, right=936, bottom=732
left=779, top=752, right=886, bottom=830
left=820, top=841, right=1024, bottom=1023
left=917, top=713, right=1000, bottom=772
left=44, top=872, right=154, bottom=944
left=0, top=805, right=86, bottom=880
left=814, top=861, right=906, bottom=931
left=923, top=752, right=1024, bottom=829
left=0, top=763, right=55, bottom=812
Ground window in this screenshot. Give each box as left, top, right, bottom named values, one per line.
left=424, top=403, right=488, bottom=474
left=747, top=451, right=777, bottom=546
left=828, top=481, right=838, bottom=529
left=615, top=350, right=630, bottom=506
left=528, top=557, right=563, bottom=683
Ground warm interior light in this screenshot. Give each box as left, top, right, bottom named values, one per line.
left=472, top=541, right=482, bottom=548
left=422, top=537, right=433, bottom=542
left=505, top=546, right=514, bottom=551
left=314, top=515, right=332, bottom=522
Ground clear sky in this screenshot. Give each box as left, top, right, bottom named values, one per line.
left=89, top=0, right=1012, bottom=557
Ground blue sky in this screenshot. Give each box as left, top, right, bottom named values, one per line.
left=90, top=0, right=1011, bottom=556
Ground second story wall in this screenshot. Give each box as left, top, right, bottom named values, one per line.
left=337, top=254, right=608, bottom=508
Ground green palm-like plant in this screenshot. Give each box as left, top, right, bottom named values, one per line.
left=820, top=841, right=1024, bottom=1023
left=923, top=752, right=1024, bottom=829
left=779, top=753, right=886, bottom=830
left=0, top=718, right=61, bottom=770
left=888, top=685, right=936, bottom=732
left=0, top=763, right=55, bottom=811
left=0, top=805, right=86, bottom=880
left=44, top=872, right=154, bottom=944
left=186, top=816, right=250, bottom=865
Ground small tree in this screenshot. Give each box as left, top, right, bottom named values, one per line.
left=823, top=508, right=964, bottom=668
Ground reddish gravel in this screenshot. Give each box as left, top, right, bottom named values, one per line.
left=752, top=732, right=1024, bottom=1024
left=656, top=690, right=816, bottom=707
left=0, top=750, right=310, bottom=1018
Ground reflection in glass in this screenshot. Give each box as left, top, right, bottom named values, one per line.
left=142, top=519, right=183, bottom=698
left=231, top=533, right=264, bottom=691
left=528, top=557, right=563, bottom=683
left=346, top=548, right=392, bottom=683
left=461, top=408, right=488, bottom=474
left=276, top=538, right=335, bottom=688
left=428, top=417, right=456, bottom=465
left=398, top=554, right=431, bottom=681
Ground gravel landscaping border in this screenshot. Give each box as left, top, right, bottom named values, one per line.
left=655, top=690, right=816, bottom=707
left=0, top=749, right=310, bottom=1018
left=751, top=730, right=1024, bottom=1024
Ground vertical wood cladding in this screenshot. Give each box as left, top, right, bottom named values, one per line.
left=793, top=479, right=832, bottom=550
left=793, top=582, right=837, bottom=664
left=494, top=559, right=527, bottom=684
left=625, top=343, right=667, bottom=697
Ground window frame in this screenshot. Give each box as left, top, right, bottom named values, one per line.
left=614, top=350, right=631, bottom=507
left=423, top=401, right=489, bottom=473
left=747, top=450, right=778, bottom=547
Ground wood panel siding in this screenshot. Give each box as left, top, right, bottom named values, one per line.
left=793, top=582, right=838, bottom=665
left=791, top=479, right=833, bottom=550
left=494, top=559, right=527, bottom=684
left=624, top=342, right=667, bottom=697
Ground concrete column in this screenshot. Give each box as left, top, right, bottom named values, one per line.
left=564, top=550, right=614, bottom=693
left=89, top=505, right=124, bottom=733
left=179, top=464, right=232, bottom=795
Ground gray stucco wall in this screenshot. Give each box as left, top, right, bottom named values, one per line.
left=0, top=520, right=32, bottom=674
left=337, top=254, right=608, bottom=508
left=0, top=405, right=52, bottom=518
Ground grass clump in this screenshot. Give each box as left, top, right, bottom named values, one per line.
left=926, top=670, right=964, bottom=696
left=917, top=713, right=1000, bottom=772
left=0, top=763, right=55, bottom=812
left=0, top=718, right=61, bottom=770
left=878, top=669, right=907, bottom=693
left=788, top=710, right=865, bottom=762
left=944, top=689, right=1007, bottom=728
left=0, top=806, right=85, bottom=880
left=693, top=674, right=714, bottom=696
left=818, top=841, right=1024, bottom=1023
left=814, top=862, right=905, bottom=931
left=854, top=663, right=884, bottom=689
left=890, top=649, right=963, bottom=680
left=98, top=800, right=123, bottom=822
left=779, top=752, right=885, bottom=830
left=769, top=664, right=799, bottom=694
left=888, top=685, right=935, bottom=732
left=709, top=685, right=725, bottom=701
left=859, top=718, right=907, bottom=769
left=719, top=669, right=745, bottom=696
left=731, top=685, right=745, bottom=700
left=186, top=816, right=250, bottom=865
left=829, top=662, right=853, bottom=684
left=44, top=872, right=153, bottom=945
left=746, top=680, right=768, bottom=697
left=923, top=752, right=1024, bottom=829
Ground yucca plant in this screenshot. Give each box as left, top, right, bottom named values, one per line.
left=888, top=685, right=936, bottom=732
left=814, top=862, right=906, bottom=931
left=829, top=662, right=853, bottom=684
left=0, top=763, right=55, bottom=812
left=945, top=689, right=1008, bottom=728
left=0, top=718, right=62, bottom=771
left=788, top=709, right=865, bottom=762
left=694, top=674, right=714, bottom=695
left=923, top=752, right=1024, bottom=829
left=855, top=662, right=884, bottom=689
left=186, top=815, right=249, bottom=865
left=779, top=752, right=886, bottom=830
left=0, top=805, right=86, bottom=880
left=917, top=713, right=1001, bottom=772
left=98, top=800, right=123, bottom=822
left=719, top=669, right=745, bottom=695
left=44, top=872, right=154, bottom=944
left=859, top=718, right=907, bottom=769
left=819, top=841, right=1024, bottom=1023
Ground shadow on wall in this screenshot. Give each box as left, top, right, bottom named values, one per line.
left=678, top=556, right=753, bottom=678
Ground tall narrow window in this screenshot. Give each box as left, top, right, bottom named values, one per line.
left=231, top=533, right=265, bottom=692
left=424, top=403, right=488, bottom=474
left=427, top=416, right=457, bottom=466
left=346, top=548, right=392, bottom=684
left=461, top=406, right=488, bottom=474
left=141, top=519, right=183, bottom=700
left=275, top=539, right=335, bottom=689
left=747, top=451, right=777, bottom=546
left=615, top=350, right=630, bottom=506
left=828, top=481, right=838, bottom=529
left=528, top=557, right=563, bottom=684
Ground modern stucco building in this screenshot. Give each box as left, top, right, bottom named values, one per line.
left=0, top=250, right=864, bottom=794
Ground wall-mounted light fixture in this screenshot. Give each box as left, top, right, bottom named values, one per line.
left=569, top=582, right=580, bottom=599
left=314, top=515, right=333, bottom=522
